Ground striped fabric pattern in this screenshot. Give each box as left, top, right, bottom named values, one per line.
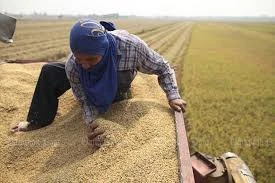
left=65, top=30, right=180, bottom=124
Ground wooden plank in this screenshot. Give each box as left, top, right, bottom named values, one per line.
left=175, top=111, right=195, bottom=183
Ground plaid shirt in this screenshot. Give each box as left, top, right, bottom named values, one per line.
left=65, top=30, right=180, bottom=124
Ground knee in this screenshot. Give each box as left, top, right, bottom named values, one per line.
left=41, top=63, right=53, bottom=72
left=40, top=63, right=57, bottom=81
left=41, top=63, right=54, bottom=74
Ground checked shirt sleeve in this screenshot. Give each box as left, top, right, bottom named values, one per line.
left=65, top=53, right=99, bottom=124
left=135, top=41, right=181, bottom=101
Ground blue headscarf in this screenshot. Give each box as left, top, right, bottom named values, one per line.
left=70, top=20, right=118, bottom=113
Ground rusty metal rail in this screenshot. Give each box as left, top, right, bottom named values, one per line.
left=175, top=111, right=195, bottom=183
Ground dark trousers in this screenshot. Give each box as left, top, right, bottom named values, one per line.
left=27, top=62, right=136, bottom=127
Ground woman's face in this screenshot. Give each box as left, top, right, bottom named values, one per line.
left=74, top=53, right=102, bottom=69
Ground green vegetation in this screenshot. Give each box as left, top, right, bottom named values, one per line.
left=182, top=22, right=275, bottom=182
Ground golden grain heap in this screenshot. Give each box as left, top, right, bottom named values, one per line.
left=0, top=62, right=180, bottom=182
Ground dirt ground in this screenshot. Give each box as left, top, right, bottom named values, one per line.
left=0, top=62, right=179, bottom=182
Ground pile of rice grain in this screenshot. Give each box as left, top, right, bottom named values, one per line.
left=0, top=63, right=179, bottom=183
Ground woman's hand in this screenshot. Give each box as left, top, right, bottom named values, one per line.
left=169, top=98, right=187, bottom=112
left=86, top=121, right=106, bottom=148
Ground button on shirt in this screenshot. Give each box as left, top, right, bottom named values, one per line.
left=65, top=30, right=180, bottom=124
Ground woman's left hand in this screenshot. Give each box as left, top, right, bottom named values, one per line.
left=169, top=99, right=187, bottom=112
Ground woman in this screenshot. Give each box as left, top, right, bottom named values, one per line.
left=12, top=19, right=186, bottom=148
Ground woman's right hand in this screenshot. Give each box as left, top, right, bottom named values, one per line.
left=86, top=121, right=106, bottom=148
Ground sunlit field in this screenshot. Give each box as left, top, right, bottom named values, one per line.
left=182, top=22, right=275, bottom=182
left=0, top=18, right=274, bottom=182
left=0, top=18, right=179, bottom=61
